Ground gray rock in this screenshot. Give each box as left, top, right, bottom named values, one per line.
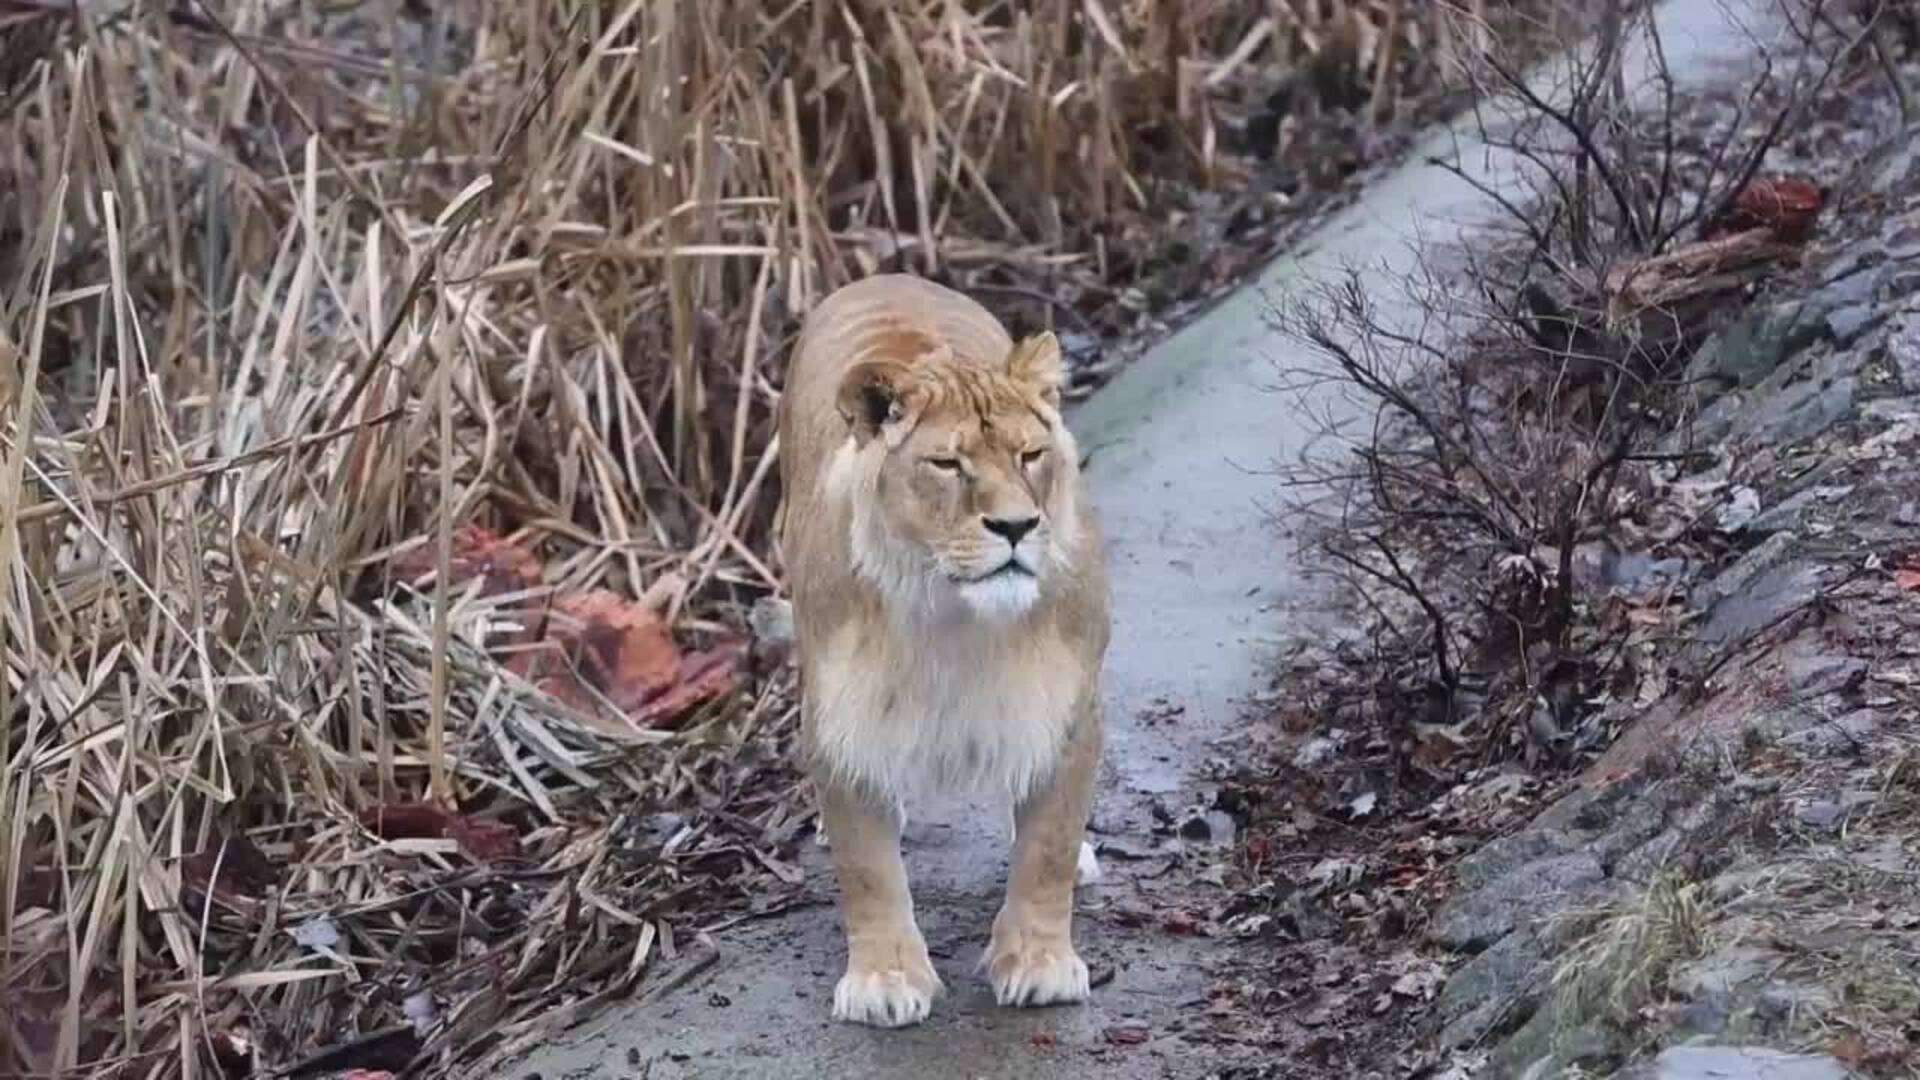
left=1890, top=313, right=1920, bottom=393
left=1871, top=126, right=1920, bottom=192
left=1616, top=825, right=1689, bottom=884
left=1573, top=544, right=1696, bottom=597
left=1784, top=654, right=1867, bottom=698
left=1758, top=981, right=1835, bottom=1026
left=1731, top=373, right=1857, bottom=446
left=1796, top=799, right=1847, bottom=830
left=1436, top=929, right=1550, bottom=1047
left=1744, top=484, right=1854, bottom=536
left=748, top=596, right=794, bottom=646
left=1670, top=945, right=1782, bottom=998
left=1695, top=534, right=1826, bottom=650
left=1450, top=829, right=1582, bottom=891
left=1688, top=302, right=1832, bottom=390
left=1882, top=217, right=1920, bottom=261
left=1681, top=390, right=1750, bottom=450
left=1625, top=1045, right=1852, bottom=1080
left=1815, top=261, right=1883, bottom=310
left=1778, top=709, right=1878, bottom=755
left=1824, top=304, right=1882, bottom=348
left=1589, top=795, right=1672, bottom=871
left=1428, top=853, right=1605, bottom=952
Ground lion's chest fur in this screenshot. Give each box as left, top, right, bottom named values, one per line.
left=806, top=614, right=1080, bottom=804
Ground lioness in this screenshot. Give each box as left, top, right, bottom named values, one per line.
left=777, top=274, right=1110, bottom=1028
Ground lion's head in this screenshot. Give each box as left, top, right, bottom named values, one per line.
left=825, top=331, right=1080, bottom=620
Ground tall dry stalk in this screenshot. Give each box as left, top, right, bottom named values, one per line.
left=0, top=2, right=1548, bottom=1076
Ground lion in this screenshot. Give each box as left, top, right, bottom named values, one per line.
left=776, top=273, right=1111, bottom=1028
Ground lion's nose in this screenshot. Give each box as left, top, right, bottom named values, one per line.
left=982, top=515, right=1039, bottom=545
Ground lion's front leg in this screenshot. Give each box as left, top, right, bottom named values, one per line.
left=817, top=775, right=943, bottom=1027
left=986, top=696, right=1100, bottom=1007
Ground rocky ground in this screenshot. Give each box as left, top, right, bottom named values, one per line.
left=1201, top=18, right=1920, bottom=1080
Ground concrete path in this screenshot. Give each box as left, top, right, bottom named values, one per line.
left=509, top=5, right=1783, bottom=1077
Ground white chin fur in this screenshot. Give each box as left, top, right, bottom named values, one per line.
left=957, top=572, right=1041, bottom=619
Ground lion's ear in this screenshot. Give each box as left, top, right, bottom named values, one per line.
left=1007, top=331, right=1064, bottom=408
left=836, top=360, right=921, bottom=447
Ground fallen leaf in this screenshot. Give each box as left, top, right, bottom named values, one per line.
left=1244, top=833, right=1274, bottom=867
left=630, top=639, right=747, bottom=730
left=394, top=524, right=543, bottom=598
left=1895, top=555, right=1920, bottom=591
left=209, top=1030, right=253, bottom=1079
left=1103, top=1022, right=1150, bottom=1046
left=1828, top=1032, right=1869, bottom=1068
left=179, top=833, right=280, bottom=916
left=512, top=590, right=742, bottom=732
left=1728, top=177, right=1825, bottom=242
left=1030, top=1031, right=1057, bottom=1049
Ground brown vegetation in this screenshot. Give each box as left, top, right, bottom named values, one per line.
left=0, top=1, right=1560, bottom=1076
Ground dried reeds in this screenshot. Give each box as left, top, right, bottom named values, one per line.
left=0, top=2, right=1544, bottom=1076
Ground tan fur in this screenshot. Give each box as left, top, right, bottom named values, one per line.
left=777, top=274, right=1110, bottom=1027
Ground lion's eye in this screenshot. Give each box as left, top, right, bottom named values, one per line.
left=1021, top=448, right=1046, bottom=467
left=926, top=457, right=964, bottom=473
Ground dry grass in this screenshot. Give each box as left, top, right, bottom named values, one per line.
left=0, top=1, right=1549, bottom=1077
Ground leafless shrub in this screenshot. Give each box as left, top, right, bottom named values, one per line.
left=1272, top=0, right=1887, bottom=773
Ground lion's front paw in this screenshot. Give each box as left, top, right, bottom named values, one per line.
left=831, top=956, right=943, bottom=1027
left=985, top=927, right=1090, bottom=1008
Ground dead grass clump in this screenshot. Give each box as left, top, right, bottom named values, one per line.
left=1549, top=871, right=1713, bottom=1042
left=0, top=2, right=1565, bottom=1076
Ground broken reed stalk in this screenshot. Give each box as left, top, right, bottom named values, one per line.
left=0, top=1, right=1551, bottom=1076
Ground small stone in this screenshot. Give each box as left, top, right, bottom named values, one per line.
left=1204, top=811, right=1236, bottom=845
left=1058, top=332, right=1099, bottom=359
left=1292, top=734, right=1343, bottom=769
left=1720, top=485, right=1762, bottom=531
left=1628, top=1045, right=1849, bottom=1080
left=747, top=596, right=794, bottom=646
left=1796, top=799, right=1847, bottom=830
left=1177, top=810, right=1236, bottom=845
